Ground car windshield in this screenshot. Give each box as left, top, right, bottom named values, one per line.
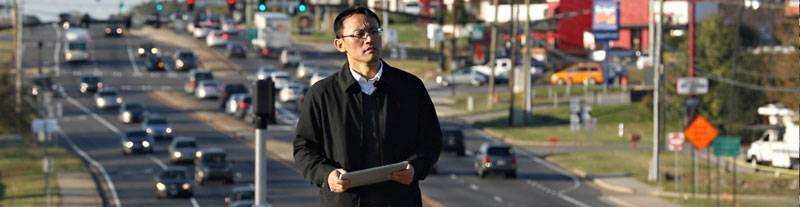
left=203, top=83, right=217, bottom=87
left=202, top=153, right=226, bottom=163
left=233, top=190, right=255, bottom=201
left=195, top=73, right=214, bottom=80
left=126, top=131, right=147, bottom=139
left=175, top=141, right=197, bottom=148
left=98, top=91, right=116, bottom=96
left=179, top=52, right=195, bottom=59
left=125, top=104, right=143, bottom=110
left=226, top=85, right=247, bottom=92
left=68, top=43, right=86, bottom=50
left=82, top=77, right=99, bottom=83
left=486, top=147, right=512, bottom=156
left=146, top=118, right=167, bottom=125
left=140, top=43, right=153, bottom=49
left=161, top=170, right=188, bottom=180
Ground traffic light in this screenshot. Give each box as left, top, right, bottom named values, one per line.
left=156, top=2, right=163, bottom=11
left=298, top=0, right=307, bottom=13
left=228, top=0, right=236, bottom=12
left=187, top=0, right=194, bottom=11
left=257, top=0, right=267, bottom=12
left=119, top=3, right=126, bottom=12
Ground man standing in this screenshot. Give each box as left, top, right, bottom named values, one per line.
left=293, top=6, right=442, bottom=207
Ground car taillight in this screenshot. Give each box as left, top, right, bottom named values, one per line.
left=158, top=62, right=164, bottom=68
left=483, top=157, right=491, bottom=163
left=510, top=157, right=516, bottom=164
left=238, top=102, right=248, bottom=108
left=222, top=33, right=229, bottom=39
left=190, top=81, right=196, bottom=87
left=206, top=20, right=212, bottom=26
left=261, top=48, right=269, bottom=55
left=274, top=110, right=278, bottom=116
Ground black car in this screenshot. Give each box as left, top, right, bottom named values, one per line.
left=173, top=50, right=197, bottom=71
left=78, top=75, right=102, bottom=93
left=225, top=186, right=255, bottom=206
left=119, top=101, right=146, bottom=124
left=137, top=42, right=158, bottom=57
left=225, top=42, right=246, bottom=58
left=121, top=128, right=154, bottom=154
left=154, top=166, right=194, bottom=198
left=104, top=23, right=124, bottom=37
left=144, top=54, right=166, bottom=71
left=217, top=83, right=248, bottom=109
left=441, top=125, right=465, bottom=156
left=194, top=148, right=235, bottom=185
left=32, top=74, right=58, bottom=97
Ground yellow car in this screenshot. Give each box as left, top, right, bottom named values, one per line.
left=550, top=62, right=604, bottom=85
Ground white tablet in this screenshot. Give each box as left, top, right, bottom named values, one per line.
left=339, top=161, right=409, bottom=188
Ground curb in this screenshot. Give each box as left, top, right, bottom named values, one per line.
left=593, top=179, right=635, bottom=194
left=604, top=195, right=638, bottom=207
left=544, top=157, right=637, bottom=195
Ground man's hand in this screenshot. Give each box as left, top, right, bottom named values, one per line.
left=327, top=169, right=350, bottom=193
left=387, top=163, right=415, bottom=185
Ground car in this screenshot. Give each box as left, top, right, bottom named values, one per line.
left=154, top=166, right=194, bottom=198
left=144, top=54, right=166, bottom=71
left=270, top=71, right=291, bottom=89
left=137, top=42, right=158, bottom=57
left=550, top=62, right=604, bottom=85
left=142, top=114, right=173, bottom=140
left=104, top=23, right=124, bottom=37
left=635, top=53, right=652, bottom=70
left=78, top=75, right=102, bottom=93
left=31, top=74, right=57, bottom=97
left=218, top=83, right=249, bottom=110
left=93, top=87, right=122, bottom=109
left=279, top=49, right=301, bottom=67
left=206, top=30, right=228, bottom=46
left=220, top=18, right=239, bottom=35
left=295, top=61, right=318, bottom=80
left=194, top=148, right=235, bottom=185
left=232, top=95, right=252, bottom=119
left=309, top=71, right=331, bottom=87
left=225, top=42, right=246, bottom=58
left=192, top=26, right=211, bottom=39
left=168, top=136, right=199, bottom=163
left=441, top=125, right=465, bottom=156
left=256, top=66, right=278, bottom=80
left=278, top=82, right=305, bottom=103
left=202, top=15, right=222, bottom=28
left=228, top=200, right=254, bottom=207
left=195, top=80, right=220, bottom=99
left=121, top=128, right=154, bottom=154
left=473, top=142, right=517, bottom=178
left=172, top=50, right=198, bottom=71
left=118, top=101, right=146, bottom=123
left=225, top=93, right=249, bottom=114
left=224, top=185, right=255, bottom=207
left=184, top=69, right=214, bottom=94
left=435, top=68, right=488, bottom=87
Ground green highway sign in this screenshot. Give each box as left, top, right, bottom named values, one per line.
left=712, top=136, right=740, bottom=157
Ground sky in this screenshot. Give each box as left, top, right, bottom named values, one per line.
left=21, top=0, right=150, bottom=22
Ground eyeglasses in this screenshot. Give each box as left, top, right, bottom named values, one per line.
left=338, top=28, right=383, bottom=39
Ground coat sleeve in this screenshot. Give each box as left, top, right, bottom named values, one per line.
left=293, top=89, right=337, bottom=189
left=405, top=82, right=442, bottom=181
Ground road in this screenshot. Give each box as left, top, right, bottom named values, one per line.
left=20, top=22, right=613, bottom=207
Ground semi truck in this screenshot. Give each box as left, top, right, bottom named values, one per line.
left=64, top=28, right=90, bottom=63
left=251, top=12, right=291, bottom=58
left=746, top=104, right=799, bottom=169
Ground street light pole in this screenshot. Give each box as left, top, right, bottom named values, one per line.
left=521, top=0, right=530, bottom=125
left=487, top=0, right=499, bottom=109
left=507, top=0, right=517, bottom=126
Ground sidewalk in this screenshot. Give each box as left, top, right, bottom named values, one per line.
left=56, top=171, right=102, bottom=207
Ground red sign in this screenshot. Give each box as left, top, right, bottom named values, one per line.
left=668, top=132, right=684, bottom=151
left=684, top=116, right=718, bottom=150
left=548, top=137, right=558, bottom=143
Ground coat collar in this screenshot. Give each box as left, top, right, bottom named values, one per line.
left=337, top=59, right=395, bottom=93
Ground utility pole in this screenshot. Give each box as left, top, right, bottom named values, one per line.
left=507, top=0, right=517, bottom=126
left=439, top=0, right=445, bottom=74
left=521, top=0, right=530, bottom=125
left=487, top=0, right=499, bottom=108
left=648, top=0, right=664, bottom=183
left=449, top=0, right=457, bottom=96
left=382, top=0, right=388, bottom=41
left=15, top=0, right=23, bottom=134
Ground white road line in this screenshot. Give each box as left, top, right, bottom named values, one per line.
left=160, top=86, right=172, bottom=90
left=132, top=72, right=143, bottom=77
left=148, top=155, right=167, bottom=169
left=127, top=48, right=141, bottom=74
left=167, top=72, right=178, bottom=78
left=112, top=72, right=123, bottom=77
left=150, top=73, right=159, bottom=78
left=493, top=195, right=503, bottom=203
left=72, top=71, right=82, bottom=76
left=58, top=130, right=123, bottom=207
left=121, top=85, right=132, bottom=91
left=190, top=197, right=200, bottom=207
left=469, top=184, right=479, bottom=191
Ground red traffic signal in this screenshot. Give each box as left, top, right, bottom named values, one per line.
left=187, top=0, right=194, bottom=4
left=227, top=0, right=235, bottom=5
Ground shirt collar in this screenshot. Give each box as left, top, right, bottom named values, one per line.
left=349, top=61, right=383, bottom=83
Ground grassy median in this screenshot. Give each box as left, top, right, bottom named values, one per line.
left=0, top=140, right=84, bottom=207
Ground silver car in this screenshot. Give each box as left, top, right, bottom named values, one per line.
left=436, top=68, right=488, bottom=87
left=195, top=80, right=220, bottom=99
left=168, top=137, right=199, bottom=163
left=473, top=142, right=517, bottom=178
left=296, top=61, right=318, bottom=80
left=256, top=66, right=277, bottom=80
left=142, top=114, right=173, bottom=140
left=94, top=87, right=122, bottom=109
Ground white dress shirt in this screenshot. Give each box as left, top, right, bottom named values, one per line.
left=349, top=62, right=384, bottom=95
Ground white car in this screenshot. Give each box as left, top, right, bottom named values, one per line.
left=256, top=66, right=278, bottom=80
left=270, top=71, right=291, bottom=89
left=206, top=30, right=228, bottom=47
left=296, top=61, right=318, bottom=80
left=195, top=80, right=220, bottom=99
left=309, top=71, right=331, bottom=86
left=280, top=49, right=301, bottom=67
left=94, top=87, right=122, bottom=109
left=221, top=19, right=239, bottom=35
left=279, top=83, right=305, bottom=103
left=193, top=26, right=210, bottom=39
left=186, top=22, right=196, bottom=34
left=226, top=93, right=248, bottom=114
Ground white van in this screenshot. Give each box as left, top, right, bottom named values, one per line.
left=64, top=28, right=90, bottom=63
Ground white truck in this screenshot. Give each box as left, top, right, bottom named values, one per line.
left=746, top=104, right=799, bottom=169
left=251, top=12, right=291, bottom=57
left=470, top=58, right=543, bottom=78
left=63, top=28, right=90, bottom=63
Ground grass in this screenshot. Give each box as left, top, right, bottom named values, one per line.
left=549, top=150, right=798, bottom=197
left=473, top=103, right=673, bottom=145
left=662, top=196, right=796, bottom=207
left=0, top=141, right=84, bottom=207
left=449, top=85, right=626, bottom=113
left=384, top=59, right=441, bottom=80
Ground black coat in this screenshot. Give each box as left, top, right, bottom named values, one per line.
left=293, top=60, right=442, bottom=207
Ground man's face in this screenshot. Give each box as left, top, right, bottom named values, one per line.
left=334, top=14, right=381, bottom=65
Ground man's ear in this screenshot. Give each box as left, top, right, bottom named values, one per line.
left=334, top=38, right=346, bottom=53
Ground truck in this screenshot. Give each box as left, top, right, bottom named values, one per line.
left=251, top=12, right=291, bottom=58
left=470, top=57, right=543, bottom=78
left=746, top=104, right=799, bottom=169
left=64, top=28, right=90, bottom=63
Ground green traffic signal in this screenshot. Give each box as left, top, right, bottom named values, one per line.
left=298, top=4, right=307, bottom=12
left=156, top=3, right=163, bottom=11
left=120, top=4, right=126, bottom=12
left=258, top=4, right=266, bottom=11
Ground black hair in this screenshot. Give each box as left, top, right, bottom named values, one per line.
left=333, top=6, right=381, bottom=38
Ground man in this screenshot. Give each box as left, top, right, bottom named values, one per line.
left=293, top=6, right=442, bottom=207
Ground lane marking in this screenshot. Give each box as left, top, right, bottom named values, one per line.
left=469, top=184, right=479, bottom=191
left=126, top=48, right=141, bottom=74
left=112, top=72, right=123, bottom=77
left=148, top=155, right=167, bottom=169
left=58, top=130, right=123, bottom=207
left=190, top=197, right=200, bottom=207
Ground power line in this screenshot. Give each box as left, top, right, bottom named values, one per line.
left=693, top=66, right=800, bottom=93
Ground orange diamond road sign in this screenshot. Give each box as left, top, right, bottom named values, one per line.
left=683, top=115, right=718, bottom=150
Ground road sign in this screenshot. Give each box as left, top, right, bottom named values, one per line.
left=592, top=1, right=619, bottom=41
left=684, top=115, right=718, bottom=150
left=713, top=136, right=740, bottom=157
left=32, top=118, right=58, bottom=133
left=677, top=77, right=709, bottom=95
left=43, top=157, right=53, bottom=173
left=668, top=132, right=685, bottom=151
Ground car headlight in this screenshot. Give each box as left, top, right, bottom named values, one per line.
left=105, top=28, right=111, bottom=33
left=123, top=112, right=131, bottom=118
left=146, top=128, right=152, bottom=133
left=138, top=48, right=145, bottom=54
left=182, top=183, right=191, bottom=190
left=156, top=182, right=166, bottom=191
left=80, top=83, right=88, bottom=88
left=116, top=28, right=122, bottom=34
left=84, top=53, right=89, bottom=58
left=151, top=48, right=158, bottom=54
left=142, top=141, right=150, bottom=148
left=257, top=74, right=265, bottom=80
left=173, top=151, right=182, bottom=158
left=65, top=53, right=72, bottom=60
left=165, top=128, right=172, bottom=134
left=97, top=82, right=103, bottom=88
left=125, top=141, right=133, bottom=148
left=97, top=99, right=106, bottom=106
left=195, top=151, right=202, bottom=157
left=176, top=60, right=184, bottom=67
left=116, top=97, right=122, bottom=103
